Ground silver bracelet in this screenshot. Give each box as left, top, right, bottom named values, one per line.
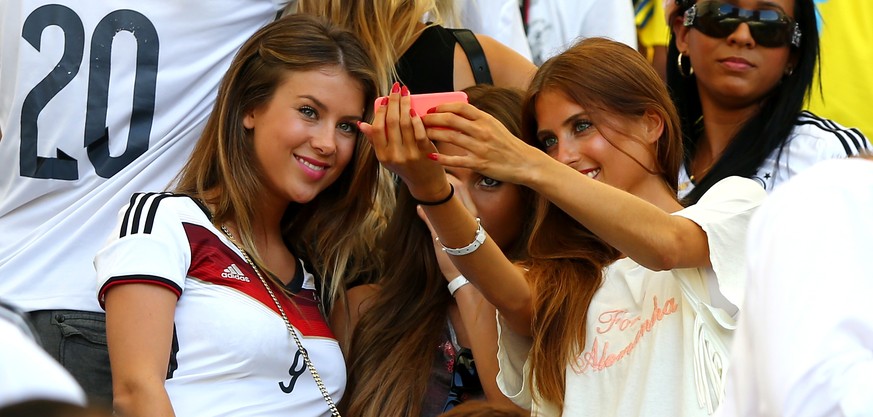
left=436, top=218, right=487, bottom=256
left=447, top=275, right=471, bottom=296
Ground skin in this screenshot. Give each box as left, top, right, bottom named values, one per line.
left=361, top=84, right=710, bottom=336
left=673, top=0, right=798, bottom=175
left=107, top=67, right=366, bottom=417
left=437, top=142, right=526, bottom=252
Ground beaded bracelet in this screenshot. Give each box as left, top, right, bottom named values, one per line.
left=437, top=217, right=487, bottom=256
left=413, top=184, right=454, bottom=206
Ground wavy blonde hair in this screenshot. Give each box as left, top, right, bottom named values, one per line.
left=174, top=14, right=393, bottom=311
left=296, top=0, right=441, bottom=94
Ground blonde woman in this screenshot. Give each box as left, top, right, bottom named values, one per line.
left=295, top=0, right=535, bottom=94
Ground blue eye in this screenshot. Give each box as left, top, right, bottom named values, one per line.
left=337, top=122, right=358, bottom=134
left=478, top=176, right=501, bottom=188
left=541, top=136, right=558, bottom=149
left=299, top=106, right=317, bottom=118
left=573, top=120, right=592, bottom=134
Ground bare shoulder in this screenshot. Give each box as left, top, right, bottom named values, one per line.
left=475, top=34, right=536, bottom=90
left=346, top=283, right=381, bottom=319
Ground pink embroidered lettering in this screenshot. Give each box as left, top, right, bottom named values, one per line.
left=575, top=296, right=679, bottom=373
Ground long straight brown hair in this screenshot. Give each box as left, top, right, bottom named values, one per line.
left=174, top=14, right=391, bottom=308
left=342, top=86, right=535, bottom=417
left=518, top=37, right=684, bottom=409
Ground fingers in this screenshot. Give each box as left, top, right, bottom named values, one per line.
left=384, top=82, right=404, bottom=149
left=359, top=96, right=389, bottom=149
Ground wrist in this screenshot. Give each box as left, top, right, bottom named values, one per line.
left=413, top=184, right=454, bottom=206
left=447, top=274, right=471, bottom=296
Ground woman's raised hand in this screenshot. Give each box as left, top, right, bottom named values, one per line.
left=359, top=83, right=451, bottom=203
left=422, top=102, right=549, bottom=187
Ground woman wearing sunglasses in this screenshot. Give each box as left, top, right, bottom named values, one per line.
left=668, top=0, right=869, bottom=204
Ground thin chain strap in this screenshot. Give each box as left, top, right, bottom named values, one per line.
left=220, top=225, right=341, bottom=417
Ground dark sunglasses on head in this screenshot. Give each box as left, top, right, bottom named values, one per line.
left=683, top=0, right=802, bottom=48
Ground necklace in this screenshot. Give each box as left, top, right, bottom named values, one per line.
left=220, top=225, right=341, bottom=417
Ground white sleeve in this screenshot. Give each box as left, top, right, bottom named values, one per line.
left=495, top=312, right=534, bottom=410
left=579, top=0, right=638, bottom=49
left=674, top=176, right=765, bottom=308
left=718, top=158, right=873, bottom=417
left=460, top=0, right=533, bottom=61
left=0, top=320, right=86, bottom=407
left=94, top=193, right=192, bottom=308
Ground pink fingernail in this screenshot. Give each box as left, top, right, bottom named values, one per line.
left=427, top=107, right=437, bottom=114
left=410, top=108, right=417, bottom=118
left=427, top=153, right=439, bottom=161
left=401, top=85, right=409, bottom=97
left=381, top=97, right=389, bottom=106
left=391, top=82, right=401, bottom=94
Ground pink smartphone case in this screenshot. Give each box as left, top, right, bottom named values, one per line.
left=374, top=91, right=468, bottom=116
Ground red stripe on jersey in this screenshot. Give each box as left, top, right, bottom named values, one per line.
left=182, top=223, right=335, bottom=339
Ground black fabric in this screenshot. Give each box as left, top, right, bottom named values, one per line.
left=448, top=28, right=493, bottom=85
left=395, top=24, right=494, bottom=93
left=396, top=25, right=457, bottom=94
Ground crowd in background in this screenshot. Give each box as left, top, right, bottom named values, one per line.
left=1, top=0, right=871, bottom=416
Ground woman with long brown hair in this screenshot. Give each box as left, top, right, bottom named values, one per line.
left=362, top=37, right=765, bottom=416
left=338, top=86, right=535, bottom=417
left=96, top=14, right=388, bottom=417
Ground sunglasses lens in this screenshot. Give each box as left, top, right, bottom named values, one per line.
left=692, top=1, right=795, bottom=47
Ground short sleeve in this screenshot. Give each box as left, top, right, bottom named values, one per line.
left=673, top=177, right=765, bottom=307
left=95, top=193, right=193, bottom=308
left=495, top=312, right=534, bottom=410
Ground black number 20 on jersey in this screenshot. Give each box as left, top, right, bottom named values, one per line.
left=20, top=4, right=158, bottom=180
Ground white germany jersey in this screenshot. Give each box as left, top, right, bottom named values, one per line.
left=0, top=0, right=286, bottom=312
left=678, top=111, right=870, bottom=199
left=95, top=193, right=345, bottom=417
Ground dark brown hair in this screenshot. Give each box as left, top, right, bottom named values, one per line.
left=341, top=85, right=533, bottom=417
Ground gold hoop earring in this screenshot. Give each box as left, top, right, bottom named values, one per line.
left=677, top=52, right=694, bottom=77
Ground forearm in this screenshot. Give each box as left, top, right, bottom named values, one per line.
left=113, top=378, right=176, bottom=417
left=525, top=160, right=708, bottom=270
left=453, top=285, right=517, bottom=407
left=422, top=197, right=532, bottom=335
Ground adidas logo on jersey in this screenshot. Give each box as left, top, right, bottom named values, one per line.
left=221, top=264, right=250, bottom=282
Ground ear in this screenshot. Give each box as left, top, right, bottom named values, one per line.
left=641, top=109, right=665, bottom=145
left=243, top=109, right=256, bottom=130
left=672, top=14, right=691, bottom=53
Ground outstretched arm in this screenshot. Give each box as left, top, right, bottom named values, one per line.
left=422, top=103, right=710, bottom=271
left=359, top=85, right=533, bottom=336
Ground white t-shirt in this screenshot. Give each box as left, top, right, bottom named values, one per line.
left=496, top=177, right=765, bottom=416
left=678, top=111, right=870, bottom=199
left=0, top=0, right=287, bottom=313
left=716, top=158, right=873, bottom=417
left=525, top=0, right=638, bottom=65
left=95, top=194, right=344, bottom=417
left=0, top=312, right=86, bottom=408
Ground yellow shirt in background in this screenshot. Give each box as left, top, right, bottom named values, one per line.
left=635, top=0, right=669, bottom=62
left=806, top=0, right=873, bottom=139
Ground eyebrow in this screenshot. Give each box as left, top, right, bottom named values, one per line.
left=299, top=95, right=363, bottom=120
left=755, top=1, right=787, bottom=13
left=536, top=112, right=589, bottom=138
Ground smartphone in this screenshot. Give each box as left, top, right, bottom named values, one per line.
left=374, top=91, right=468, bottom=116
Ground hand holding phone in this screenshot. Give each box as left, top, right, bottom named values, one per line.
left=374, top=91, right=468, bottom=116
